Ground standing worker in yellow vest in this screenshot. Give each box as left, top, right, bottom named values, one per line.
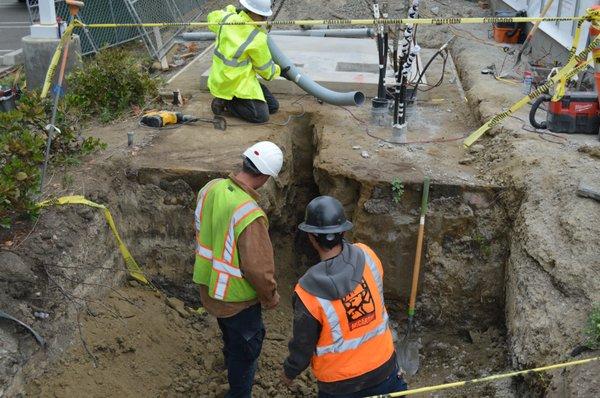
left=208, top=1, right=291, bottom=124
left=281, top=196, right=408, bottom=397
left=194, top=141, right=284, bottom=398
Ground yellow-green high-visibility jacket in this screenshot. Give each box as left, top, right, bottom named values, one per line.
left=193, top=178, right=268, bottom=302
left=207, top=5, right=281, bottom=102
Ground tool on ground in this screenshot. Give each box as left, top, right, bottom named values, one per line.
left=0, top=309, right=46, bottom=347
left=397, top=176, right=430, bottom=376
left=491, top=10, right=527, bottom=44
left=514, top=0, right=555, bottom=67
left=529, top=92, right=600, bottom=134
left=140, top=111, right=227, bottom=131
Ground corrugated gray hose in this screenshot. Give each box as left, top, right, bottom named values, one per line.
left=267, top=36, right=366, bottom=106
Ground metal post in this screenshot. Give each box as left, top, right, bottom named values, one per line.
left=30, top=0, right=59, bottom=39
left=153, top=27, right=169, bottom=70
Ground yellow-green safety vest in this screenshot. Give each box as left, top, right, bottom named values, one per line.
left=207, top=5, right=281, bottom=102
left=193, top=178, right=267, bottom=302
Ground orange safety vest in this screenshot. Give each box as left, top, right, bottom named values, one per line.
left=295, top=243, right=395, bottom=383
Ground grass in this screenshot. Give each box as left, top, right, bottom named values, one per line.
left=584, top=303, right=600, bottom=350
left=392, top=178, right=404, bottom=204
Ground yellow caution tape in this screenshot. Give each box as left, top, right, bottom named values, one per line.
left=37, top=195, right=149, bottom=284
left=463, top=34, right=599, bottom=147
left=70, top=15, right=594, bottom=30
left=40, top=22, right=76, bottom=99
left=369, top=356, right=599, bottom=397
left=553, top=20, right=584, bottom=102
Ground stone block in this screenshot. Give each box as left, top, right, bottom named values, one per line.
left=22, top=34, right=82, bottom=91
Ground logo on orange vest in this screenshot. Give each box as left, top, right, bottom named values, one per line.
left=342, top=280, right=376, bottom=330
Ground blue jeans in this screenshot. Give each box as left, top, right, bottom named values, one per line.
left=217, top=304, right=265, bottom=398
left=317, top=365, right=408, bottom=398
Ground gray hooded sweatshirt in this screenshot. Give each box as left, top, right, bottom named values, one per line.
left=283, top=241, right=396, bottom=394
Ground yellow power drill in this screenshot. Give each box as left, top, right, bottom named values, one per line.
left=140, top=111, right=198, bottom=128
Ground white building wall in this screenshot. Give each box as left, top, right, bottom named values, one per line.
left=501, top=0, right=597, bottom=50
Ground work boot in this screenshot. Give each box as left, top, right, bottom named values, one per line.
left=211, top=98, right=227, bottom=116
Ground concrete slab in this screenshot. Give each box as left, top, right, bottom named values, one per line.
left=0, top=49, right=23, bottom=66
left=195, top=36, right=422, bottom=97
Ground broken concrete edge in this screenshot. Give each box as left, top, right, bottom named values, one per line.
left=0, top=49, right=24, bottom=67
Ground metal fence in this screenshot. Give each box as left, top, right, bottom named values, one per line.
left=26, top=0, right=205, bottom=58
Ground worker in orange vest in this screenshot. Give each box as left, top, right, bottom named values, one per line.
left=281, top=196, right=408, bottom=397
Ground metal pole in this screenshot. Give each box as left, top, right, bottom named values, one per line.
left=38, top=0, right=57, bottom=26
left=30, top=0, right=59, bottom=39
left=39, top=31, right=72, bottom=193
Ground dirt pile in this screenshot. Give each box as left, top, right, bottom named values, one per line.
left=23, top=285, right=317, bottom=398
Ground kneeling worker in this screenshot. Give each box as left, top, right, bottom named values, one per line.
left=194, top=141, right=284, bottom=397
left=282, top=196, right=408, bottom=397
left=208, top=1, right=288, bottom=124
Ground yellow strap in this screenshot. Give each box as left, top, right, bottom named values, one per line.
left=69, top=15, right=594, bottom=30
left=40, top=22, right=76, bottom=99
left=553, top=20, right=584, bottom=102
left=463, top=34, right=599, bottom=147
left=369, top=356, right=599, bottom=397
left=37, top=195, right=149, bottom=284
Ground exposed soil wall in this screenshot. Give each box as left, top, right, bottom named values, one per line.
left=449, top=22, right=600, bottom=396
left=2, top=112, right=517, bottom=397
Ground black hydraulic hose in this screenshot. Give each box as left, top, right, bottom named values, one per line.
left=409, top=49, right=445, bottom=101
left=376, top=32, right=386, bottom=99
left=394, top=48, right=410, bottom=126
left=529, top=94, right=551, bottom=130
left=381, top=31, right=389, bottom=99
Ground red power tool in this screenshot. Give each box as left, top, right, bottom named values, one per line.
left=529, top=92, right=600, bottom=134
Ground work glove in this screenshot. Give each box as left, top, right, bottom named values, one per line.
left=280, top=66, right=292, bottom=81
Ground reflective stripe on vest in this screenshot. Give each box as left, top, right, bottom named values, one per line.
left=213, top=13, right=260, bottom=68
left=194, top=180, right=260, bottom=299
left=314, top=248, right=389, bottom=356
left=211, top=200, right=260, bottom=299
left=194, top=179, right=221, bottom=260
left=256, top=58, right=276, bottom=79
left=208, top=200, right=260, bottom=299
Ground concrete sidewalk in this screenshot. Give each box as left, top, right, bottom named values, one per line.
left=0, top=0, right=30, bottom=66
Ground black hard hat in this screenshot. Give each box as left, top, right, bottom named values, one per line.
left=298, top=196, right=353, bottom=234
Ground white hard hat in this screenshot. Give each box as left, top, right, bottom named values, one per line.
left=239, top=0, right=273, bottom=17
left=243, top=141, right=283, bottom=177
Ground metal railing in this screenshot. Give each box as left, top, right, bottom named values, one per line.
left=26, top=0, right=205, bottom=58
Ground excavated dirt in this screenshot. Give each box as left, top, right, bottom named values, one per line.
left=5, top=104, right=515, bottom=398
left=2, top=0, right=599, bottom=397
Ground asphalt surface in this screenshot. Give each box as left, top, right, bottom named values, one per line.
left=0, top=0, right=31, bottom=54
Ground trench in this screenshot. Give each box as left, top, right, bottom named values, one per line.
left=18, top=114, right=524, bottom=397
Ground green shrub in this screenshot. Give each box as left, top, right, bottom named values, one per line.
left=0, top=92, right=105, bottom=227
left=1, top=47, right=157, bottom=227
left=0, top=110, right=44, bottom=220
left=392, top=178, right=404, bottom=204
left=584, top=303, right=600, bottom=350
left=66, top=47, right=159, bottom=122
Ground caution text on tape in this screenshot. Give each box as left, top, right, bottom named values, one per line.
left=463, top=34, right=599, bottom=147
left=70, top=15, right=595, bottom=29
left=40, top=23, right=76, bottom=99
